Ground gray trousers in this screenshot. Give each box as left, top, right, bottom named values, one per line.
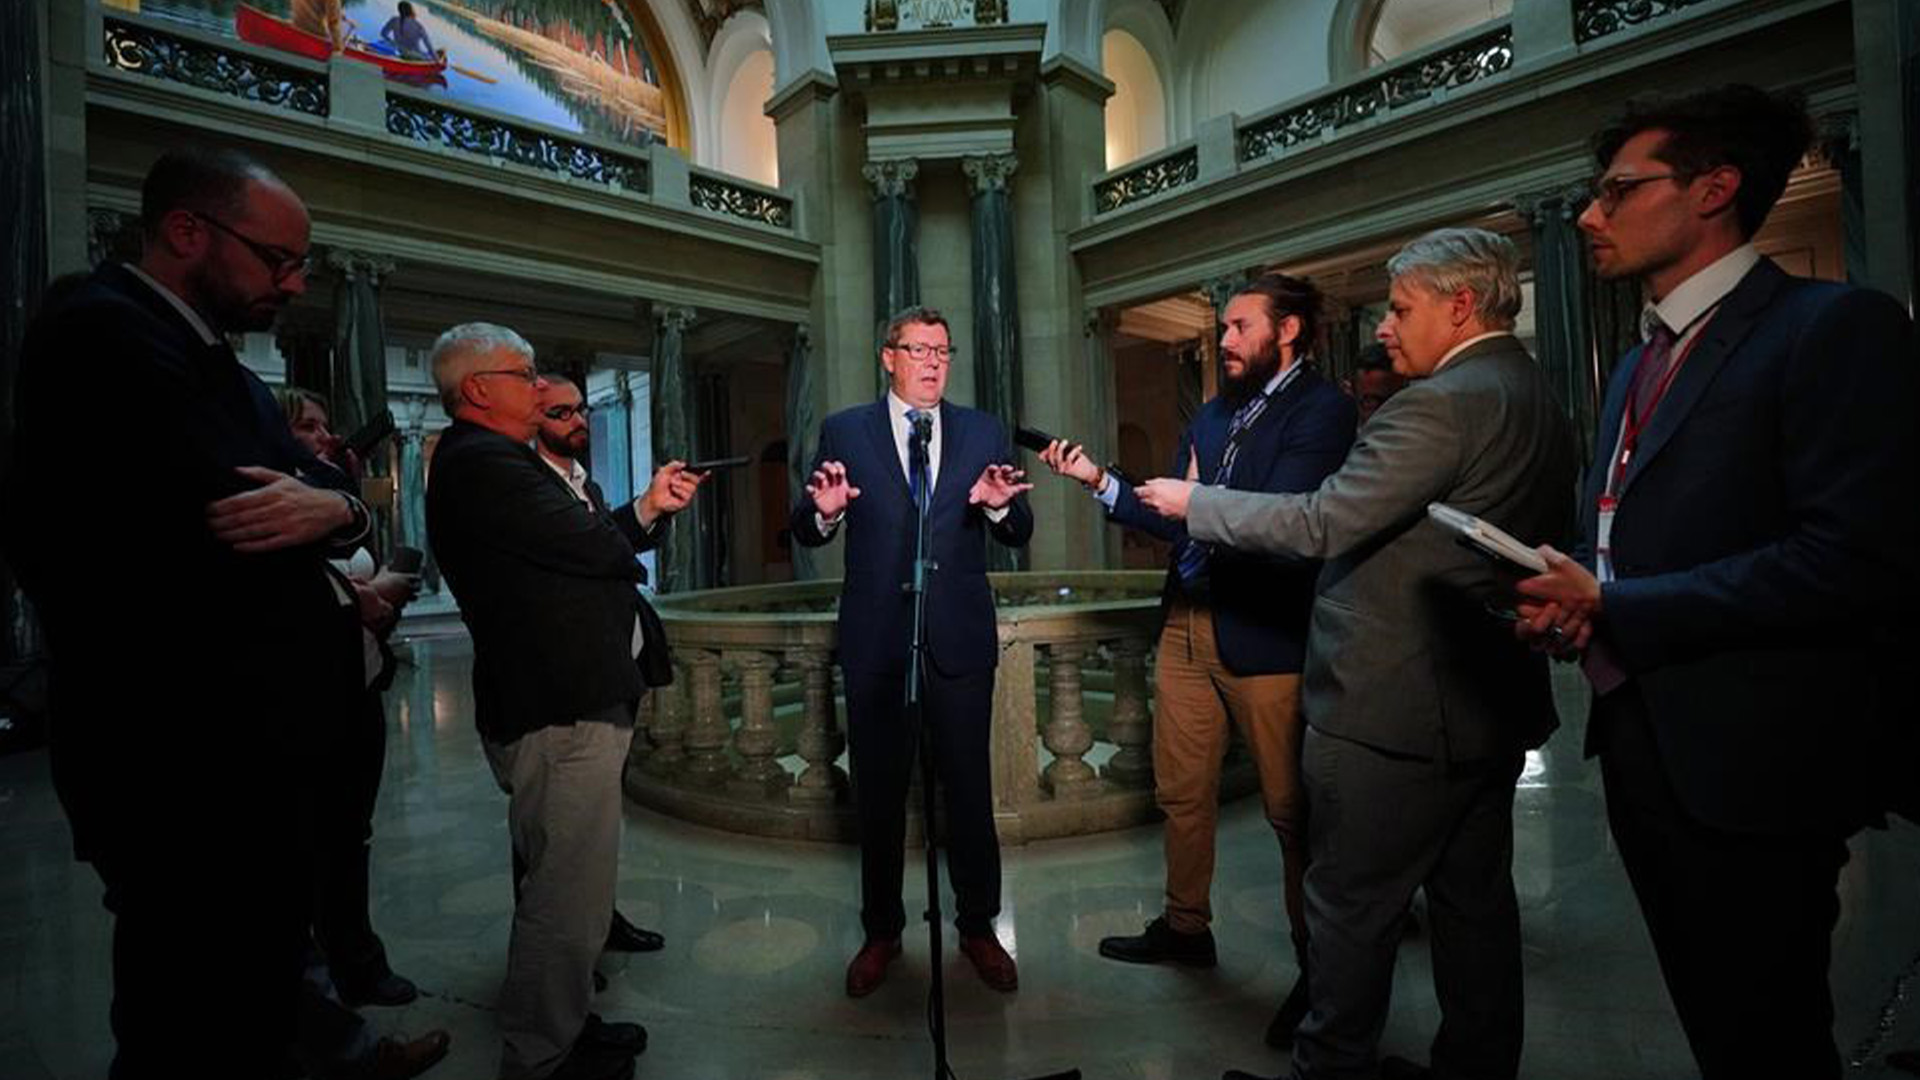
left=483, top=708, right=634, bottom=1080
left=1293, top=727, right=1525, bottom=1080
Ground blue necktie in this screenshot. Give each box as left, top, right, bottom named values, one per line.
left=905, top=408, right=931, bottom=512
left=1173, top=391, right=1273, bottom=587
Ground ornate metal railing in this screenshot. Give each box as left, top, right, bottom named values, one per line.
left=626, top=572, right=1261, bottom=843
left=1093, top=145, right=1200, bottom=214
left=1574, top=0, right=1712, bottom=43
left=385, top=92, right=650, bottom=194
left=102, top=16, right=328, bottom=117
left=689, top=171, right=794, bottom=229
left=1238, top=23, right=1514, bottom=163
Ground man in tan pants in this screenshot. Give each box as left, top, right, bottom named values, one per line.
left=1041, top=273, right=1354, bottom=1048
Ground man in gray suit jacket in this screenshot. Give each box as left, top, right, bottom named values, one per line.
left=1139, top=228, right=1575, bottom=1080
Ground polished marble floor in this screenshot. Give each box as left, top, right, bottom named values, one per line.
left=2, top=635, right=1917, bottom=1080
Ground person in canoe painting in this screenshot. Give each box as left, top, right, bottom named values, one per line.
left=290, top=0, right=348, bottom=51
left=380, top=2, right=441, bottom=61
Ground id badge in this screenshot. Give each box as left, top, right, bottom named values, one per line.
left=1595, top=496, right=1617, bottom=584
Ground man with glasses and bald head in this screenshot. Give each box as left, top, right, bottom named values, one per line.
left=4, top=146, right=379, bottom=1076
left=426, top=325, right=656, bottom=1080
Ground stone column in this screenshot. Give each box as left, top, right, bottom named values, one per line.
left=329, top=250, right=398, bottom=554
left=863, top=157, right=920, bottom=391
left=784, top=324, right=819, bottom=581
left=394, top=395, right=435, bottom=590
left=1, top=0, right=49, bottom=670
left=650, top=304, right=700, bottom=593
left=962, top=151, right=1023, bottom=571
left=1813, top=111, right=1866, bottom=285
left=1042, top=642, right=1099, bottom=799
left=1083, top=308, right=1121, bottom=568
left=1515, top=181, right=1602, bottom=462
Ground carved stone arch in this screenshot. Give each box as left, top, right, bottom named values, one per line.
left=1102, top=0, right=1176, bottom=150
left=706, top=9, right=777, bottom=184
left=1047, top=0, right=1109, bottom=69
left=764, top=0, right=831, bottom=90
left=1328, top=0, right=1387, bottom=81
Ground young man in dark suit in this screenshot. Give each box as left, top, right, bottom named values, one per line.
left=1039, top=273, right=1355, bottom=1049
left=530, top=373, right=699, bottom=954
left=790, top=306, right=1034, bottom=998
left=2, top=147, right=380, bottom=1077
left=424, top=325, right=655, bottom=1080
left=1517, top=85, right=1917, bottom=1080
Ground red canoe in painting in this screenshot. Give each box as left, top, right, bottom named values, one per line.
left=235, top=4, right=449, bottom=78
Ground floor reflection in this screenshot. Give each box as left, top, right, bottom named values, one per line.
left=0, top=638, right=1915, bottom=1079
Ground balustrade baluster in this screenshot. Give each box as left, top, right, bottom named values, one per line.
left=790, top=647, right=848, bottom=804
left=681, top=650, right=733, bottom=786
left=1042, top=642, right=1099, bottom=798
left=727, top=650, right=790, bottom=798
left=642, top=666, right=688, bottom=778
left=1102, top=636, right=1154, bottom=788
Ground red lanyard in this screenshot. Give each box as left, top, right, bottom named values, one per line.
left=1606, top=319, right=1711, bottom=499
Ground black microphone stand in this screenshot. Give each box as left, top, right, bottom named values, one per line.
left=903, top=417, right=1078, bottom=1080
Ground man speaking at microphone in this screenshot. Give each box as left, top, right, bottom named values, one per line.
left=790, top=306, right=1033, bottom=999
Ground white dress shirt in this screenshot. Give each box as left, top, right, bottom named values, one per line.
left=541, top=451, right=646, bottom=659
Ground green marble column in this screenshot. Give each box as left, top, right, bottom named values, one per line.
left=329, top=250, right=397, bottom=555
left=1517, top=182, right=1602, bottom=463
left=862, top=158, right=920, bottom=394
left=650, top=304, right=700, bottom=593
left=964, top=152, right=1023, bottom=571
left=784, top=324, right=819, bottom=581
left=1083, top=307, right=1120, bottom=569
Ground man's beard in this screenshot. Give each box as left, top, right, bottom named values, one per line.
left=190, top=263, right=285, bottom=334
left=540, top=428, right=589, bottom=461
left=1221, top=338, right=1284, bottom=404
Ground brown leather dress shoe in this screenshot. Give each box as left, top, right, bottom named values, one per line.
left=845, top=939, right=902, bottom=998
left=959, top=933, right=1018, bottom=992
left=364, top=1029, right=451, bottom=1079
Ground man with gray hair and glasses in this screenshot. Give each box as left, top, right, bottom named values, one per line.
left=1137, top=228, right=1575, bottom=1080
left=425, top=323, right=652, bottom=1080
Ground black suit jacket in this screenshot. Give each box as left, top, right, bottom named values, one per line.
left=1106, top=367, right=1355, bottom=675
left=790, top=399, right=1033, bottom=676
left=425, top=421, right=654, bottom=743
left=579, top=472, right=673, bottom=688
left=1, top=263, right=363, bottom=859
left=1581, top=259, right=1917, bottom=835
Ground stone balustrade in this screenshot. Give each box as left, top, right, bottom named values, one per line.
left=626, top=572, right=1263, bottom=844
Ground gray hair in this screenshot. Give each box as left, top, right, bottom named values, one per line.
left=430, top=321, right=535, bottom=413
left=1385, top=227, right=1523, bottom=330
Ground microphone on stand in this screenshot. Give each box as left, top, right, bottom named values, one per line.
left=908, top=410, right=934, bottom=458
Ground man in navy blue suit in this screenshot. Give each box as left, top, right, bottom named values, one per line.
left=790, top=306, right=1034, bottom=998
left=1039, top=273, right=1354, bottom=1049
left=1517, top=85, right=1917, bottom=1080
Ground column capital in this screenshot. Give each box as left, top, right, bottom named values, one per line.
left=790, top=323, right=812, bottom=350
left=1808, top=109, right=1859, bottom=168
left=655, top=304, right=699, bottom=334
left=1510, top=180, right=1592, bottom=224
left=861, top=158, right=920, bottom=199
left=86, top=207, right=141, bottom=268
left=961, top=153, right=1019, bottom=195
left=324, top=248, right=398, bottom=285
left=1201, top=271, right=1256, bottom=316
left=1083, top=306, right=1119, bottom=337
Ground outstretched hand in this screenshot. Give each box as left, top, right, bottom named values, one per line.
left=1135, top=477, right=1196, bottom=520
left=806, top=459, right=861, bottom=519
left=639, top=460, right=707, bottom=525
left=968, top=464, right=1033, bottom=510
left=1038, top=439, right=1102, bottom=487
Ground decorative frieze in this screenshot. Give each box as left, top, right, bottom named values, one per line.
left=1237, top=25, right=1513, bottom=164
left=385, top=95, right=649, bottom=193
left=1573, top=0, right=1711, bottom=44
left=103, top=16, right=327, bottom=117
left=1094, top=146, right=1199, bottom=214
left=689, top=173, right=793, bottom=229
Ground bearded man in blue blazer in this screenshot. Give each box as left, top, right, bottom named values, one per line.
left=790, top=306, right=1033, bottom=999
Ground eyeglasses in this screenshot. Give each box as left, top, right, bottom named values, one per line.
left=1587, top=172, right=1688, bottom=215
left=472, top=367, right=541, bottom=384
left=194, top=213, right=311, bottom=282
left=888, top=341, right=958, bottom=365
left=543, top=403, right=591, bottom=421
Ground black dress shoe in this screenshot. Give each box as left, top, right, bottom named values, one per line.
left=1097, top=916, right=1218, bottom=968
left=1264, top=973, right=1310, bottom=1048
left=581, top=1012, right=647, bottom=1056
left=548, top=1040, right=635, bottom=1080
left=1221, top=1070, right=1280, bottom=1080
left=339, top=968, right=419, bottom=1008
left=605, top=910, right=665, bottom=953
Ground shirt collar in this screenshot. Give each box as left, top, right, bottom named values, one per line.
left=539, top=451, right=586, bottom=486
left=887, top=391, right=940, bottom=425
left=122, top=262, right=221, bottom=346
left=1433, top=331, right=1514, bottom=373
left=1646, top=243, right=1760, bottom=339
